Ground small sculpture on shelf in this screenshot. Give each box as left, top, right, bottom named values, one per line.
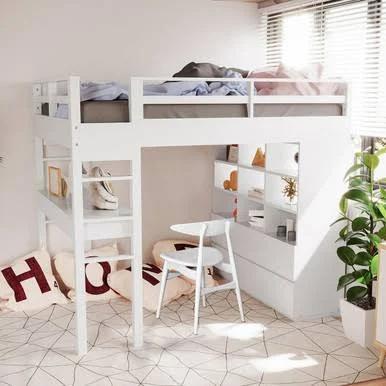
left=223, top=170, right=238, bottom=192
left=252, top=147, right=265, bottom=168
left=282, top=176, right=297, bottom=205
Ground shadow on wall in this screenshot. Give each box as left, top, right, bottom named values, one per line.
left=141, top=145, right=216, bottom=262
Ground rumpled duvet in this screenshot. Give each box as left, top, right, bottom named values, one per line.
left=54, top=70, right=248, bottom=118
left=143, top=70, right=248, bottom=96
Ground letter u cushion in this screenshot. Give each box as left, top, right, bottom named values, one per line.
left=53, top=244, right=120, bottom=301
left=0, top=250, right=68, bottom=312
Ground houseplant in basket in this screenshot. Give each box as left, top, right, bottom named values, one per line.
left=334, top=148, right=385, bottom=347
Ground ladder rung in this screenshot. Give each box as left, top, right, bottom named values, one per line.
left=43, top=157, right=71, bottom=162
left=82, top=175, right=133, bottom=183
left=85, top=255, right=134, bottom=264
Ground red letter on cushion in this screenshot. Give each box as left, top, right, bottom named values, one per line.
left=85, top=261, right=111, bottom=295
left=1, top=257, right=51, bottom=302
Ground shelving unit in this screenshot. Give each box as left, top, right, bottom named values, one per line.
left=213, top=142, right=299, bottom=246
left=212, top=142, right=300, bottom=318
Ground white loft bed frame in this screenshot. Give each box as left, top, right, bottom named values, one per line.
left=33, top=76, right=352, bottom=356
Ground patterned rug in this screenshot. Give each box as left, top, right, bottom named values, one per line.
left=0, top=290, right=384, bottom=385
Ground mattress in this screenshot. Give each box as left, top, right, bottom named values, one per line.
left=79, top=100, right=342, bottom=122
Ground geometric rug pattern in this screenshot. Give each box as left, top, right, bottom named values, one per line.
left=0, top=290, right=384, bottom=385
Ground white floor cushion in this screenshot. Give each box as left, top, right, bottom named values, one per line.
left=0, top=249, right=68, bottom=312
left=54, top=244, right=120, bottom=301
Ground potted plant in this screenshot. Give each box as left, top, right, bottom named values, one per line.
left=334, top=148, right=385, bottom=347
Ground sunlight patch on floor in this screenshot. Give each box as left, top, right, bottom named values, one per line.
left=250, top=353, right=318, bottom=373
left=205, top=322, right=266, bottom=340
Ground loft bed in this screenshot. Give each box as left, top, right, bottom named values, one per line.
left=33, top=76, right=353, bottom=356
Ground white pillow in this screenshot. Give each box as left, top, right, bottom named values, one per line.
left=0, top=250, right=67, bottom=312
left=53, top=244, right=120, bottom=301
left=108, top=264, right=193, bottom=312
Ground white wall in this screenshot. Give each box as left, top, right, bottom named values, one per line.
left=0, top=0, right=260, bottom=264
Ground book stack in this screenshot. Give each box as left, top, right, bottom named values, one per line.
left=248, top=209, right=264, bottom=228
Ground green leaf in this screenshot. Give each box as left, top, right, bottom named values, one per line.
left=330, top=217, right=348, bottom=227
left=344, top=189, right=370, bottom=205
left=349, top=177, right=364, bottom=188
left=378, top=226, right=386, bottom=239
left=375, top=147, right=386, bottom=157
left=337, top=273, right=356, bottom=291
left=354, top=252, right=372, bottom=266
left=352, top=268, right=371, bottom=284
left=380, top=188, right=386, bottom=199
left=344, top=164, right=363, bottom=180
left=347, top=286, right=368, bottom=301
left=371, top=254, right=379, bottom=277
left=337, top=246, right=356, bottom=265
left=339, top=225, right=348, bottom=241
left=352, top=217, right=369, bottom=231
left=339, top=197, right=348, bottom=215
left=369, top=233, right=382, bottom=247
left=347, top=237, right=367, bottom=246
left=363, top=153, right=380, bottom=170
left=377, top=204, right=386, bottom=219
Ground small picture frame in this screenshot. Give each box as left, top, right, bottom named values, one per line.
left=48, top=166, right=62, bottom=196
left=227, top=145, right=238, bottom=163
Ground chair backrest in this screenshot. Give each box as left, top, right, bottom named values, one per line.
left=171, top=219, right=230, bottom=238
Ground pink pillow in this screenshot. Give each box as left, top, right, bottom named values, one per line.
left=247, top=66, right=277, bottom=92
left=275, top=64, right=318, bottom=95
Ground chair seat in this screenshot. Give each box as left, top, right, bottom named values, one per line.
left=160, top=247, right=223, bottom=267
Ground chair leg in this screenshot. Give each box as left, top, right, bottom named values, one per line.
left=156, top=261, right=169, bottom=319
left=235, top=282, right=245, bottom=322
left=193, top=268, right=202, bottom=334
left=201, top=269, right=206, bottom=308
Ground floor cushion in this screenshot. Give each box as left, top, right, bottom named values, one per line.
left=53, top=244, right=120, bottom=301
left=0, top=249, right=68, bottom=312
left=108, top=263, right=193, bottom=312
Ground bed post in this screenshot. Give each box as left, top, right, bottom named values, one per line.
left=129, top=78, right=144, bottom=121
left=131, top=145, right=143, bottom=347
left=68, top=76, right=87, bottom=356
left=35, top=136, right=47, bottom=250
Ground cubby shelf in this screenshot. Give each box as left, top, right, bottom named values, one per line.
left=215, top=160, right=298, bottom=179
left=265, top=200, right=297, bottom=215
left=213, top=142, right=299, bottom=249
left=213, top=214, right=296, bottom=247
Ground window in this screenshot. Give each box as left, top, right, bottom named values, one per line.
left=259, top=0, right=386, bottom=137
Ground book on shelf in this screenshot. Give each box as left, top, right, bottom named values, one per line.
left=249, top=209, right=264, bottom=217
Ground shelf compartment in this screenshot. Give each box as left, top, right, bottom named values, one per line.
left=237, top=221, right=295, bottom=246
left=38, top=190, right=132, bottom=240
left=214, top=186, right=237, bottom=197
left=82, top=175, right=133, bottom=183
left=265, top=200, right=297, bottom=215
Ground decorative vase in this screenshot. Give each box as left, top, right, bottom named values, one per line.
left=340, top=298, right=376, bottom=348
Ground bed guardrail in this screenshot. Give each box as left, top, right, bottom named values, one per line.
left=33, top=77, right=80, bottom=147
left=130, top=77, right=350, bottom=121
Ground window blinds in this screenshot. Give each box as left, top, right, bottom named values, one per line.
left=258, top=0, right=386, bottom=137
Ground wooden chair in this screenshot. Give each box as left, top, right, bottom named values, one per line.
left=156, top=219, right=245, bottom=334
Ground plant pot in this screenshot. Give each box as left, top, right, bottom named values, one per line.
left=340, top=298, right=376, bottom=348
